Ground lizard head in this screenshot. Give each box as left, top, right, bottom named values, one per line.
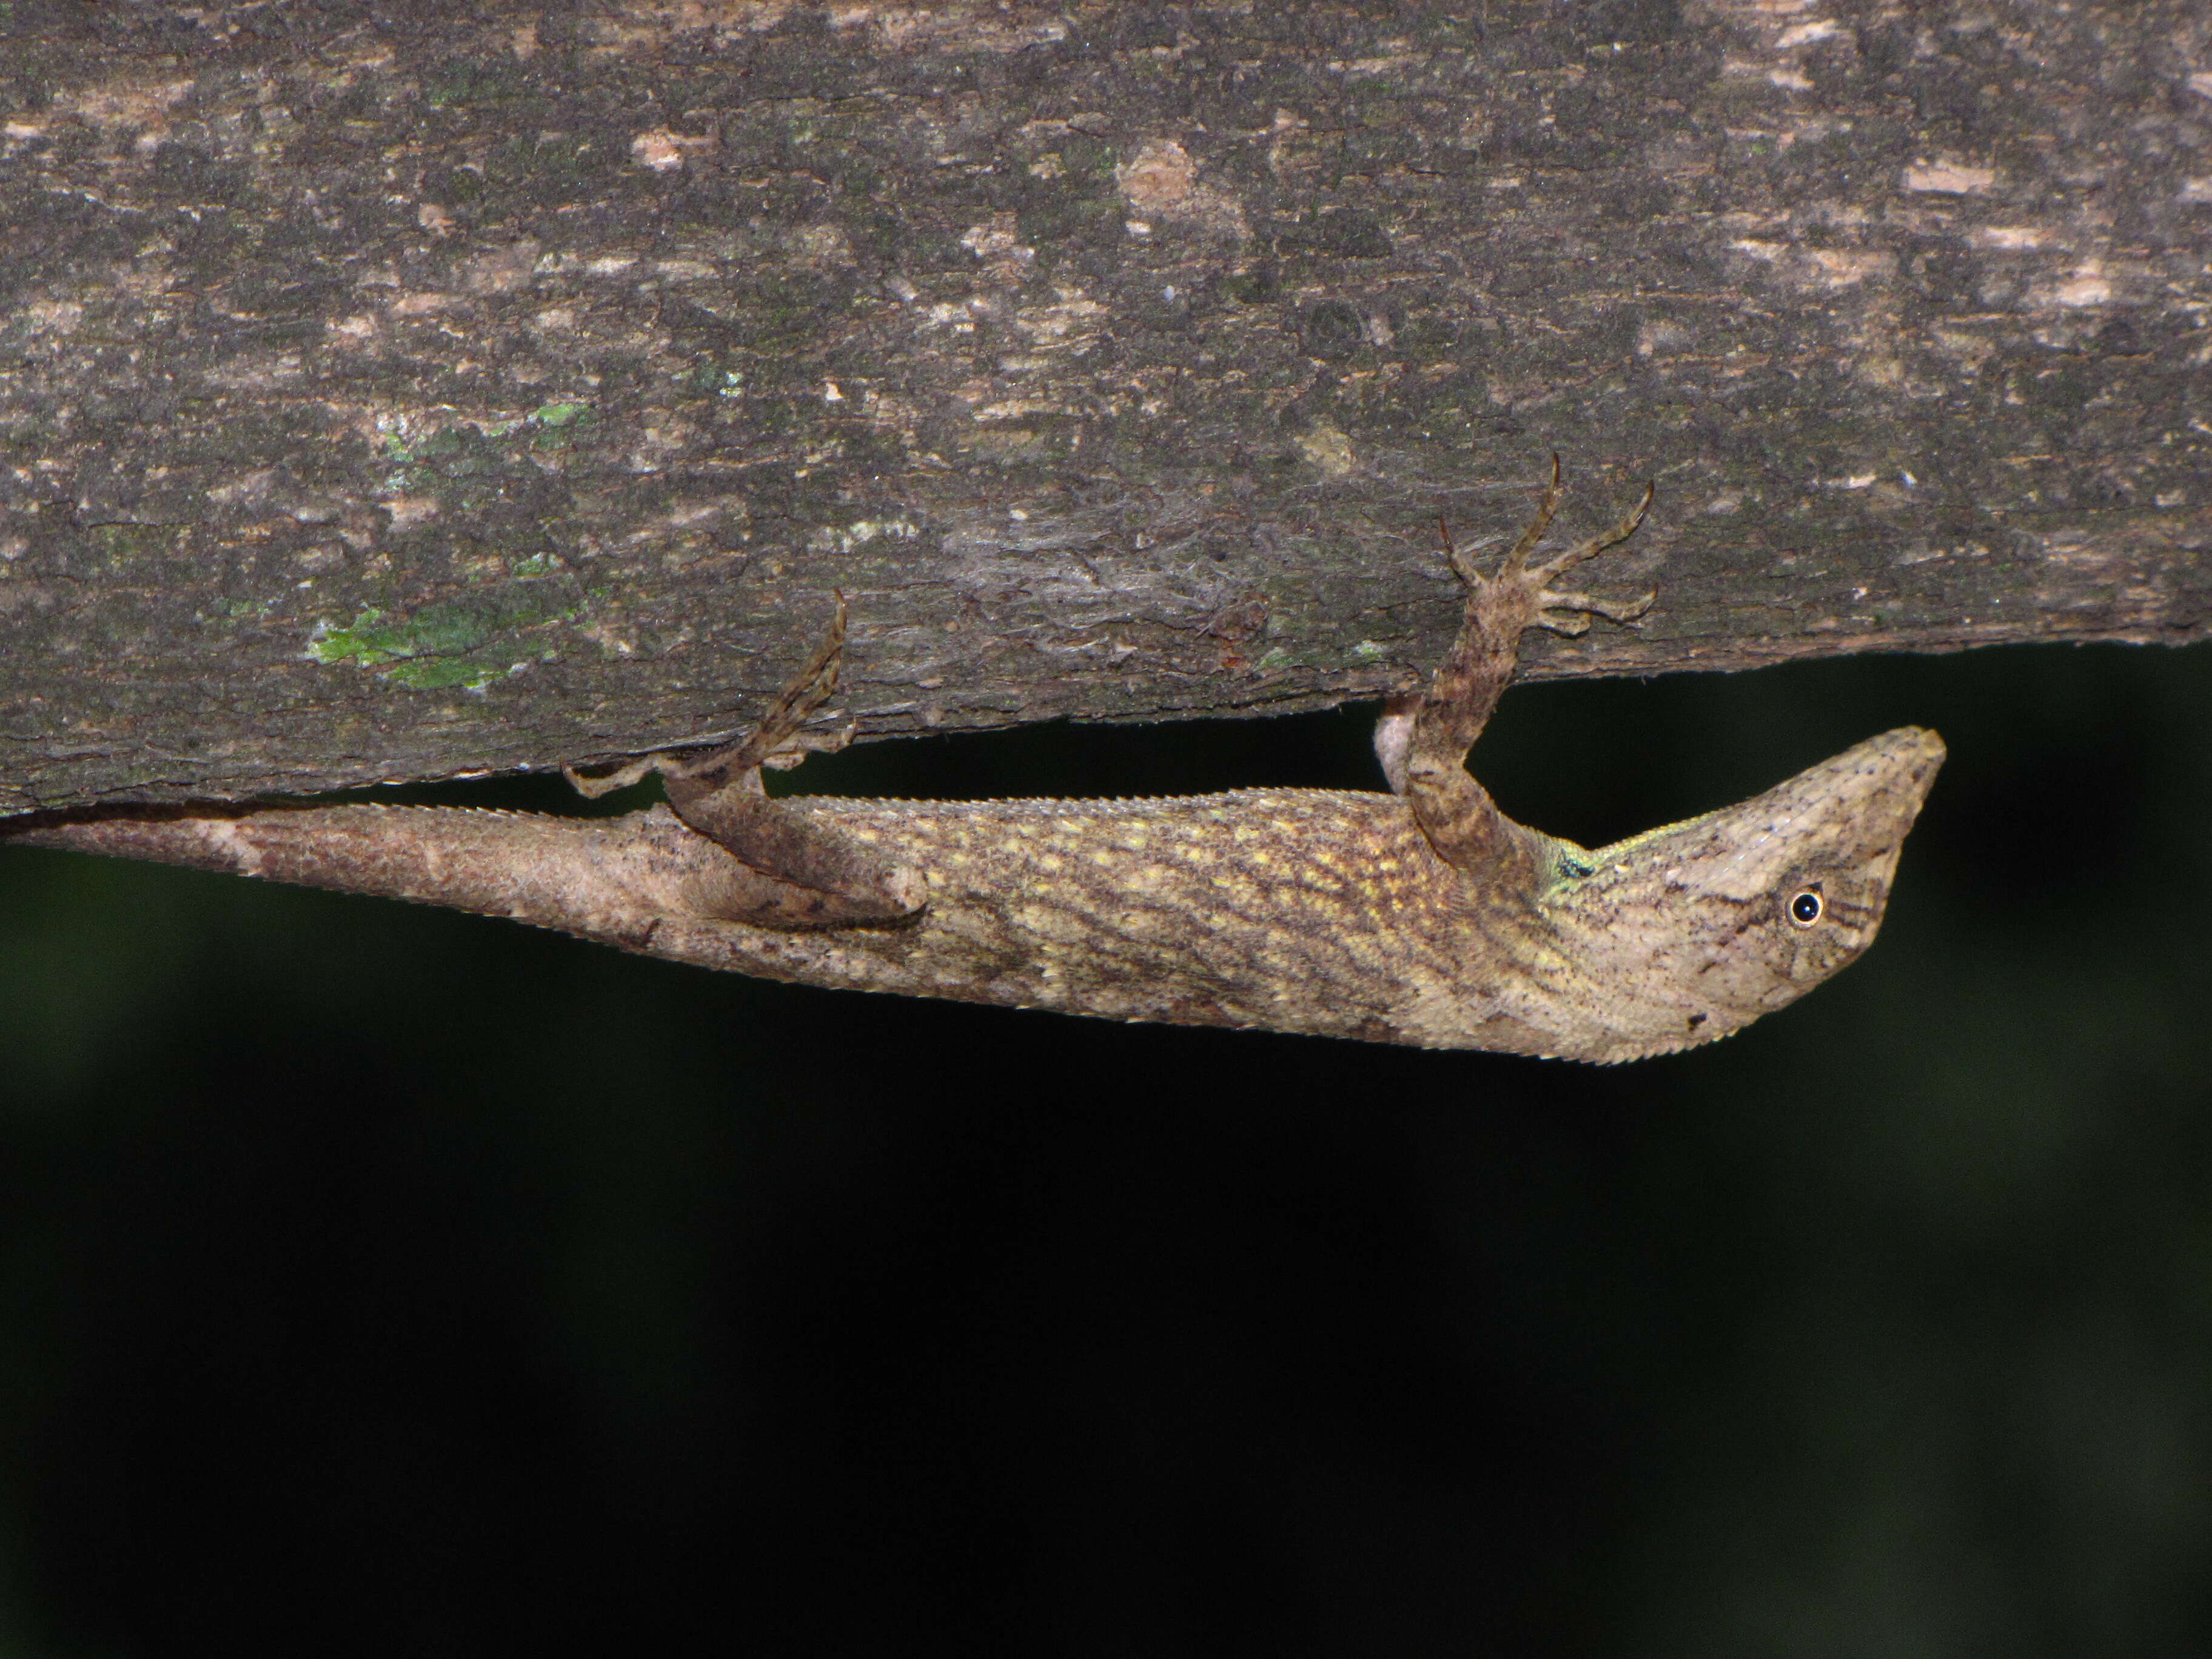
left=1539, top=726, right=1945, bottom=1062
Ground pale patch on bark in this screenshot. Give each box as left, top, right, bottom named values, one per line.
left=1903, top=160, right=1998, bottom=195
left=1294, top=423, right=1358, bottom=480
left=1115, top=139, right=1252, bottom=243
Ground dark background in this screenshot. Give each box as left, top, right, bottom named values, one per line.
left=2, top=636, right=2208, bottom=1655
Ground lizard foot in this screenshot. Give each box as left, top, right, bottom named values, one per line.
left=1441, top=453, right=1655, bottom=638
left=564, top=596, right=854, bottom=801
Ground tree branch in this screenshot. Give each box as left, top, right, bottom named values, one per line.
left=3, top=1, right=2206, bottom=809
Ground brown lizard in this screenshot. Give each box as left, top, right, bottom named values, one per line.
left=2, top=461, right=1942, bottom=1060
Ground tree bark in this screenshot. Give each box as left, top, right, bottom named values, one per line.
left=2, top=0, right=2207, bottom=810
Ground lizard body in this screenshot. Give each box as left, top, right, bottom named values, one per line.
left=3, top=464, right=1943, bottom=1060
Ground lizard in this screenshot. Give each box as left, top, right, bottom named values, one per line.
left=1, top=460, right=1943, bottom=1061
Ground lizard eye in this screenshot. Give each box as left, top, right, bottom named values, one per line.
left=1788, top=888, right=1824, bottom=928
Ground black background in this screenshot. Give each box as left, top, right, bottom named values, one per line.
left=4, top=636, right=2209, bottom=1654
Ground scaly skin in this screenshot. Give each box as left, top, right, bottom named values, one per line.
left=2, top=466, right=1943, bottom=1059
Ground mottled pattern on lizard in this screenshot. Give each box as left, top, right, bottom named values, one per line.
left=3, top=462, right=1944, bottom=1061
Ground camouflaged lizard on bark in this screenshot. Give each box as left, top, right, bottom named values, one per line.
left=3, top=463, right=1943, bottom=1061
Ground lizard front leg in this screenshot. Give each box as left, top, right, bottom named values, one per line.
left=566, top=598, right=926, bottom=928
left=1374, top=456, right=1654, bottom=882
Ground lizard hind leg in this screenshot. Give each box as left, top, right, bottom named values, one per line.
left=566, top=598, right=925, bottom=928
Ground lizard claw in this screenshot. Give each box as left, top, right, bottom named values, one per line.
left=563, top=754, right=660, bottom=799
left=1527, top=478, right=1654, bottom=586
left=1492, top=452, right=1566, bottom=580
left=760, top=718, right=857, bottom=769
left=1533, top=586, right=1656, bottom=635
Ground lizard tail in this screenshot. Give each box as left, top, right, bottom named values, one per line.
left=3, top=803, right=702, bottom=952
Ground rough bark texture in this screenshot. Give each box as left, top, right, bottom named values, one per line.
left=2, top=0, right=2207, bottom=811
